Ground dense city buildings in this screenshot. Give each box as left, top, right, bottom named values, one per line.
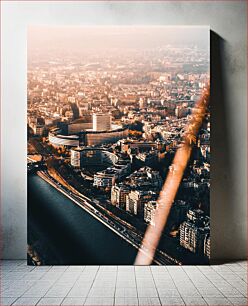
left=179, top=209, right=210, bottom=256
left=93, top=162, right=131, bottom=189
left=71, top=147, right=119, bottom=168
left=28, top=26, right=210, bottom=264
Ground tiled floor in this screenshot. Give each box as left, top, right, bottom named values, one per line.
left=0, top=260, right=247, bottom=306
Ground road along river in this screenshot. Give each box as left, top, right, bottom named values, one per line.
left=28, top=174, right=138, bottom=265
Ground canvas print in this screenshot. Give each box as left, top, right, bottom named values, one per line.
left=27, top=26, right=210, bottom=265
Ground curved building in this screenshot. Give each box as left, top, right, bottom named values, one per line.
left=48, top=129, right=80, bottom=147
left=68, top=122, right=92, bottom=134
left=71, top=147, right=118, bottom=168
left=84, top=127, right=128, bottom=146
left=48, top=111, right=128, bottom=148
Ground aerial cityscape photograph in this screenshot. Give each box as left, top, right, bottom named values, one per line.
left=27, top=26, right=210, bottom=265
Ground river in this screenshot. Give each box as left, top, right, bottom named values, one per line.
left=28, top=174, right=137, bottom=265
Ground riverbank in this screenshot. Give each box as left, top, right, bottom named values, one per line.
left=28, top=174, right=138, bottom=265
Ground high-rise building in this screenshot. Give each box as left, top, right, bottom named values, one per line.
left=93, top=113, right=111, bottom=131
left=93, top=169, right=118, bottom=188
left=179, top=222, right=206, bottom=255
left=33, top=117, right=45, bottom=136
left=126, top=190, right=157, bottom=216
left=34, top=125, right=45, bottom=136
left=179, top=209, right=210, bottom=256
left=204, top=233, right=210, bottom=259
left=111, top=184, right=130, bottom=209
left=71, top=147, right=84, bottom=168
left=144, top=201, right=157, bottom=226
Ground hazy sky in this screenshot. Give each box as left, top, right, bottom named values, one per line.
left=28, top=26, right=209, bottom=55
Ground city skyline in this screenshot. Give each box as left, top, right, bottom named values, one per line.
left=28, top=26, right=210, bottom=57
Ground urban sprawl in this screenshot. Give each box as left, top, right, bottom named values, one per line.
left=28, top=45, right=210, bottom=264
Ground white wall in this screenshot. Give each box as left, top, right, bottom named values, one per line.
left=1, top=1, right=247, bottom=260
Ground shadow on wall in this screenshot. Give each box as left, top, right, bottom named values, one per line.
left=210, top=31, right=240, bottom=264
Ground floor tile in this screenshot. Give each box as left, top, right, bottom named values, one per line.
left=92, top=280, right=116, bottom=288
left=2, top=289, right=28, bottom=298
left=67, top=286, right=91, bottom=298
left=0, top=297, right=18, bottom=306
left=12, top=297, right=41, bottom=305
left=84, top=297, right=114, bottom=306
left=37, top=297, right=64, bottom=305
left=117, top=266, right=134, bottom=272
left=159, top=297, right=185, bottom=305
left=182, top=297, right=207, bottom=305
left=22, top=285, right=52, bottom=297
left=138, top=297, right=161, bottom=305
left=137, top=287, right=158, bottom=298
left=88, top=287, right=115, bottom=298
left=0, top=260, right=246, bottom=306
left=204, top=297, right=233, bottom=305
left=136, top=281, right=156, bottom=288
left=177, top=288, right=201, bottom=298
left=197, top=288, right=224, bottom=298
left=157, top=288, right=180, bottom=298
left=116, top=280, right=136, bottom=287
left=228, top=297, right=248, bottom=305
left=61, top=297, right=86, bottom=305
left=114, top=297, right=139, bottom=305
left=66, top=266, right=85, bottom=272
left=217, top=286, right=244, bottom=298
left=115, top=287, right=137, bottom=298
